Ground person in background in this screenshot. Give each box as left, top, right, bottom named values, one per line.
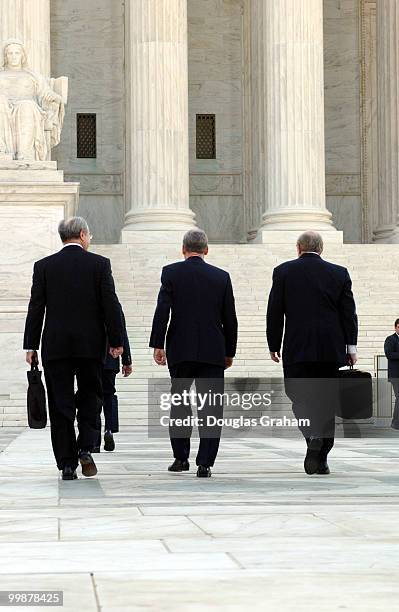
left=384, top=319, right=399, bottom=430
left=93, top=311, right=132, bottom=452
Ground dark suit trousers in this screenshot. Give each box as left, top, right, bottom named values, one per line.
left=44, top=358, right=103, bottom=470
left=283, top=362, right=338, bottom=451
left=168, top=362, right=224, bottom=467
left=391, top=380, right=399, bottom=425
left=96, top=369, right=118, bottom=446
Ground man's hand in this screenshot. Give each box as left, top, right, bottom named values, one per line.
left=26, top=350, right=38, bottom=365
left=225, top=357, right=234, bottom=369
left=153, top=348, right=166, bottom=366
left=347, top=352, right=357, bottom=366
left=122, top=365, right=133, bottom=377
left=270, top=351, right=281, bottom=363
left=109, top=346, right=123, bottom=359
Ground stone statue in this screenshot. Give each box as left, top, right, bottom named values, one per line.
left=0, top=40, right=67, bottom=162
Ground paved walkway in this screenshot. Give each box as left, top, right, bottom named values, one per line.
left=0, top=428, right=398, bottom=611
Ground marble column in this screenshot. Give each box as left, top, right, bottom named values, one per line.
left=252, top=0, right=335, bottom=239
left=0, top=0, right=50, bottom=76
left=122, top=0, right=196, bottom=241
left=374, top=0, right=399, bottom=243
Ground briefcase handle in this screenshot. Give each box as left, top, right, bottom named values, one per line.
left=30, top=355, right=39, bottom=372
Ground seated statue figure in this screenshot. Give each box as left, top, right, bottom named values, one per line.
left=0, top=39, right=66, bottom=162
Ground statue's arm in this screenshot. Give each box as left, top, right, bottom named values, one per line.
left=34, top=72, right=63, bottom=106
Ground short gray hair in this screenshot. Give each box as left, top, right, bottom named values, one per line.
left=297, top=231, right=323, bottom=254
left=58, top=216, right=90, bottom=242
left=182, top=229, right=208, bottom=253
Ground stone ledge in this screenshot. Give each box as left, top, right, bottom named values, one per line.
left=0, top=161, right=57, bottom=171
left=0, top=170, right=64, bottom=183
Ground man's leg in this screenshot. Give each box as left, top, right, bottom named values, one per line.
left=284, top=362, right=337, bottom=474
left=195, top=364, right=224, bottom=468
left=284, top=363, right=313, bottom=437
left=102, top=369, right=117, bottom=432
left=75, top=359, right=103, bottom=453
left=93, top=409, right=102, bottom=450
left=44, top=360, right=78, bottom=470
left=169, top=363, right=194, bottom=463
left=391, top=380, right=399, bottom=427
left=102, top=369, right=117, bottom=451
left=284, top=363, right=337, bottom=438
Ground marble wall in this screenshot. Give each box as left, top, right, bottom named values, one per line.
left=188, top=0, right=245, bottom=243
left=48, top=0, right=363, bottom=244
left=187, top=0, right=364, bottom=244
left=50, top=0, right=125, bottom=244
left=324, top=0, right=362, bottom=242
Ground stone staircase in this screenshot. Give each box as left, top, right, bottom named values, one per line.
left=1, top=240, right=397, bottom=427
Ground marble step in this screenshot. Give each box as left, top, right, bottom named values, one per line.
left=1, top=240, right=398, bottom=425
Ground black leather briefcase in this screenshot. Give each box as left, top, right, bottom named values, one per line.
left=27, top=359, right=47, bottom=429
left=337, top=366, right=373, bottom=420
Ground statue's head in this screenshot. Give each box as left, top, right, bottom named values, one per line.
left=3, top=40, right=28, bottom=69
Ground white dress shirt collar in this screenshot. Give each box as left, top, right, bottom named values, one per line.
left=63, top=243, right=83, bottom=249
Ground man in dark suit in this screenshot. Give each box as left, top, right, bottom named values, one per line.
left=267, top=231, right=358, bottom=475
left=23, top=217, right=124, bottom=480
left=93, top=313, right=132, bottom=452
left=149, top=229, right=238, bottom=477
left=384, top=319, right=399, bottom=430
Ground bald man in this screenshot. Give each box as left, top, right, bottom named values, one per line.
left=267, top=231, right=358, bottom=475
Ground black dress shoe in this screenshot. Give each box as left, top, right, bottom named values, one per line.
left=317, top=460, right=330, bottom=475
left=79, top=451, right=98, bottom=477
left=104, top=430, right=115, bottom=452
left=62, top=466, right=77, bottom=480
left=92, top=446, right=101, bottom=453
left=304, top=437, right=323, bottom=475
left=391, top=421, right=399, bottom=431
left=197, top=465, right=212, bottom=478
left=168, top=459, right=190, bottom=472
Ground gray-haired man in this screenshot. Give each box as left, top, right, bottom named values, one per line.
left=150, top=229, right=238, bottom=477
left=23, top=217, right=124, bottom=480
left=267, top=231, right=358, bottom=475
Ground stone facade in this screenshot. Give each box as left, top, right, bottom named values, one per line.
left=188, top=0, right=244, bottom=243
left=50, top=0, right=125, bottom=244
left=48, top=0, right=383, bottom=244
left=324, top=0, right=362, bottom=243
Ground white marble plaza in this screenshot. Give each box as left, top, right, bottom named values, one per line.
left=1, top=1, right=399, bottom=608
left=0, top=427, right=398, bottom=611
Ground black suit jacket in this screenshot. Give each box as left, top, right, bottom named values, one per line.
left=23, top=245, right=124, bottom=363
left=149, top=256, right=238, bottom=368
left=267, top=253, right=358, bottom=366
left=384, top=334, right=399, bottom=380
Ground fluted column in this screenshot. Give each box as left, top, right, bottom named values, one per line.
left=0, top=0, right=50, bottom=76
left=374, top=0, right=399, bottom=243
left=122, top=0, right=196, bottom=239
left=252, top=0, right=334, bottom=237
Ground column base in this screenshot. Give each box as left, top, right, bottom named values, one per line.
left=251, top=207, right=341, bottom=243
left=122, top=229, right=197, bottom=245
left=259, top=208, right=335, bottom=231
left=122, top=208, right=196, bottom=242
left=373, top=225, right=399, bottom=243
left=122, top=208, right=196, bottom=243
